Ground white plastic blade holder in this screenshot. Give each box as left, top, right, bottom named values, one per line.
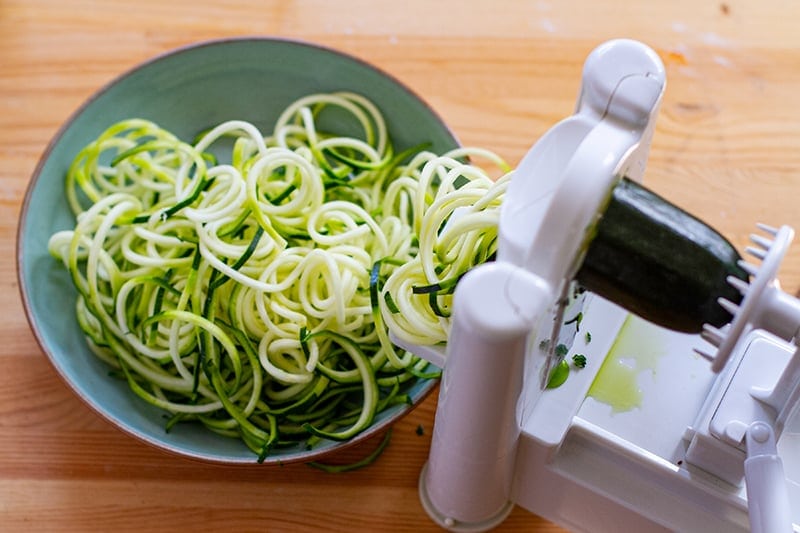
left=417, top=39, right=666, bottom=531
left=496, top=39, right=665, bottom=389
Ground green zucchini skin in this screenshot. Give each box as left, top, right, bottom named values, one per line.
left=576, top=178, right=748, bottom=333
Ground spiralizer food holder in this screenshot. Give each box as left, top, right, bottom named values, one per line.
left=394, top=40, right=800, bottom=532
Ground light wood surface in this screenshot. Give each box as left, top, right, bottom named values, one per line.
left=4, top=1, right=800, bottom=531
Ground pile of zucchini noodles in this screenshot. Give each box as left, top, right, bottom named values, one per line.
left=48, top=92, right=510, bottom=461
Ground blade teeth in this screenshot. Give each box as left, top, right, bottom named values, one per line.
left=694, top=348, right=716, bottom=362
left=738, top=260, right=759, bottom=276
left=695, top=221, right=780, bottom=372
left=701, top=324, right=725, bottom=347
left=749, top=233, right=773, bottom=250
left=718, top=297, right=740, bottom=316
left=726, top=275, right=750, bottom=295
left=745, top=246, right=768, bottom=260
left=756, top=223, right=779, bottom=236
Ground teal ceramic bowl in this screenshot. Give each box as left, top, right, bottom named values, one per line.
left=18, top=37, right=456, bottom=464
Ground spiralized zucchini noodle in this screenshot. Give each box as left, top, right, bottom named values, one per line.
left=48, top=92, right=510, bottom=461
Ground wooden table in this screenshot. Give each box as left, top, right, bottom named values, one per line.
left=3, top=1, right=800, bottom=531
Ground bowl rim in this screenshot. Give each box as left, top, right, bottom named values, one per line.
left=16, top=36, right=451, bottom=465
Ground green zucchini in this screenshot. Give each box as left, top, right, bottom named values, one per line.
left=576, top=177, right=748, bottom=333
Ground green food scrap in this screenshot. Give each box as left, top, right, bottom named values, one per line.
left=564, top=311, right=583, bottom=330
left=538, top=338, right=551, bottom=352
left=546, top=360, right=570, bottom=389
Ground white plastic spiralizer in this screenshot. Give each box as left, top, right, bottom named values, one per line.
left=393, top=39, right=800, bottom=532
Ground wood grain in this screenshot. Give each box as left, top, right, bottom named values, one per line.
left=3, top=0, right=800, bottom=531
